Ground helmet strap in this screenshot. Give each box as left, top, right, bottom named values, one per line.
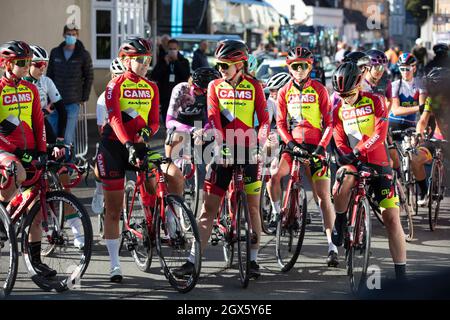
left=5, top=66, right=20, bottom=85
left=227, top=66, right=243, bottom=87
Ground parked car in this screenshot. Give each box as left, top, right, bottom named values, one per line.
left=255, top=58, right=288, bottom=82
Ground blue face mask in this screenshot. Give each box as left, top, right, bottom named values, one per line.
left=65, top=35, right=77, bottom=45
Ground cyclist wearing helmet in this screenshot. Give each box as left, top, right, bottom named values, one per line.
left=362, top=49, right=392, bottom=108
left=425, top=43, right=450, bottom=74
left=265, top=72, right=291, bottom=127
left=268, top=46, right=337, bottom=267
left=91, top=57, right=126, bottom=215
left=173, top=39, right=270, bottom=280
left=343, top=51, right=371, bottom=73
left=97, top=37, right=184, bottom=282
left=23, top=45, right=67, bottom=145
left=331, top=62, right=407, bottom=282
left=165, top=67, right=220, bottom=159
left=0, top=40, right=58, bottom=277
left=412, top=67, right=449, bottom=206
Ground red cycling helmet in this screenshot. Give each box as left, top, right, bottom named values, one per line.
left=118, top=37, right=152, bottom=58
left=286, top=46, right=314, bottom=65
left=214, top=40, right=248, bottom=62
left=0, top=40, right=32, bottom=66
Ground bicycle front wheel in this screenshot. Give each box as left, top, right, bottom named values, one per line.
left=275, top=186, right=307, bottom=272
left=347, top=198, right=371, bottom=295
left=123, top=180, right=152, bottom=272
left=21, top=191, right=93, bottom=292
left=236, top=191, right=251, bottom=288
left=428, top=161, right=443, bottom=231
left=0, top=205, right=18, bottom=298
left=155, top=194, right=201, bottom=293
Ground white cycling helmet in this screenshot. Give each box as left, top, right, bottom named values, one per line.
left=30, top=45, right=49, bottom=61
left=247, top=54, right=258, bottom=74
left=110, top=57, right=126, bottom=75
left=266, top=72, right=291, bottom=90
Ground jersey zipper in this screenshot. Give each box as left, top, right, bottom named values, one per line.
left=15, top=86, right=27, bottom=150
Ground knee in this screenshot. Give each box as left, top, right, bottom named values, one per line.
left=382, top=209, right=399, bottom=227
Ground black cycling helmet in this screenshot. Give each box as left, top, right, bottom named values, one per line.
left=343, top=51, right=371, bottom=69
left=0, top=40, right=32, bottom=62
left=332, top=62, right=363, bottom=93
left=365, top=49, right=388, bottom=66
left=118, top=37, right=152, bottom=58
left=286, top=46, right=314, bottom=65
left=192, top=67, right=221, bottom=89
left=433, top=43, right=449, bottom=55
left=214, top=39, right=248, bottom=62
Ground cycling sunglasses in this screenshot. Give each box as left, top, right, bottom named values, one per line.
left=290, top=62, right=311, bottom=71
left=215, top=60, right=240, bottom=70
left=32, top=61, right=48, bottom=69
left=337, top=88, right=359, bottom=99
left=131, top=55, right=152, bottom=65
left=371, top=64, right=385, bottom=72
left=13, top=59, right=32, bottom=68
left=399, top=66, right=413, bottom=72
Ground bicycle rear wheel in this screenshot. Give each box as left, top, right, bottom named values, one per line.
left=182, top=161, right=200, bottom=218
left=21, top=191, right=93, bottom=292
left=0, top=205, right=18, bottom=298
left=123, top=180, right=152, bottom=272
left=155, top=194, right=201, bottom=293
left=236, top=191, right=251, bottom=288
left=347, top=198, right=371, bottom=295
left=260, top=178, right=275, bottom=235
left=407, top=182, right=419, bottom=216
left=275, top=186, right=307, bottom=272
left=396, top=179, right=414, bottom=241
left=428, top=161, right=442, bottom=231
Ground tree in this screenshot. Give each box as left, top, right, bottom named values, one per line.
left=406, top=0, right=434, bottom=25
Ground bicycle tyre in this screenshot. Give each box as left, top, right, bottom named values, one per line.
left=428, top=161, right=442, bottom=231
left=236, top=191, right=251, bottom=288
left=21, top=191, right=93, bottom=292
left=396, top=179, right=414, bottom=241
left=260, top=178, right=275, bottom=235
left=183, top=161, right=200, bottom=218
left=0, top=205, right=18, bottom=298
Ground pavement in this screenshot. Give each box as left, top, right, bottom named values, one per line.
left=5, top=129, right=450, bottom=300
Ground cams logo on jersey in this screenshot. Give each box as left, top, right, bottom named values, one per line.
left=341, top=105, right=373, bottom=120
left=2, top=93, right=32, bottom=106
left=287, top=94, right=317, bottom=104
left=123, top=89, right=152, bottom=99
left=218, top=89, right=253, bottom=100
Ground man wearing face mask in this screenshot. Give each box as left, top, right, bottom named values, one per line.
left=151, top=39, right=190, bottom=125
left=47, top=23, right=94, bottom=148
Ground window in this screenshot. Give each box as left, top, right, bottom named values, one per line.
left=92, top=0, right=148, bottom=68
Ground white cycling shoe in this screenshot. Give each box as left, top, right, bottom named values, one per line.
left=110, top=266, right=123, bottom=283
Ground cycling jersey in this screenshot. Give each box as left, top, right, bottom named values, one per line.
left=207, top=75, right=269, bottom=148
left=166, top=82, right=207, bottom=133
left=103, top=71, right=159, bottom=144
left=389, top=78, right=425, bottom=127
left=0, top=76, right=46, bottom=154
left=333, top=91, right=390, bottom=167
left=361, top=73, right=392, bottom=100
left=96, top=91, right=107, bottom=127
left=277, top=78, right=332, bottom=148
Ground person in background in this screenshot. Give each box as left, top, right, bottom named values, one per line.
left=47, top=23, right=94, bottom=148
left=91, top=58, right=126, bottom=215
left=157, top=34, right=171, bottom=63
left=425, top=43, right=450, bottom=74
left=192, top=40, right=209, bottom=70
left=412, top=38, right=428, bottom=76
left=151, top=39, right=190, bottom=125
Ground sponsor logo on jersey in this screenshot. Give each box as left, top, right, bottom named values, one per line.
left=341, top=105, right=373, bottom=120
left=2, top=93, right=32, bottom=105
left=218, top=89, right=253, bottom=100
left=123, top=89, right=152, bottom=99
left=287, top=94, right=317, bottom=104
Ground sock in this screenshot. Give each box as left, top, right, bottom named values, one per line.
left=250, top=249, right=258, bottom=262
left=95, top=181, right=104, bottom=195
left=188, top=241, right=198, bottom=264
left=66, top=214, right=83, bottom=241
left=328, top=242, right=337, bottom=253
left=417, top=179, right=427, bottom=197
left=105, top=238, right=121, bottom=270
left=270, top=200, right=281, bottom=214
left=395, top=263, right=406, bottom=280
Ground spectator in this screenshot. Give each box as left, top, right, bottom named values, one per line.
left=47, top=23, right=93, bottom=147
left=151, top=38, right=190, bottom=124
left=425, top=43, right=450, bottom=75
left=412, top=38, right=428, bottom=75
left=192, top=40, right=210, bottom=70
left=158, top=34, right=171, bottom=63
left=335, top=42, right=347, bottom=63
